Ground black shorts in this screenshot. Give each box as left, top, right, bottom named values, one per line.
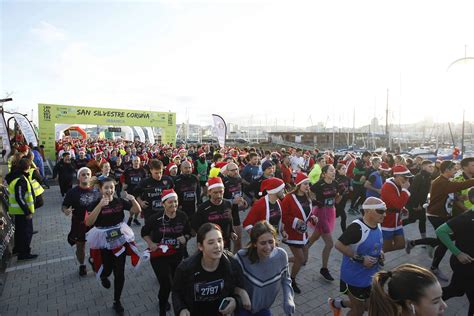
left=283, top=240, right=308, bottom=249
left=231, top=205, right=241, bottom=226
left=67, top=219, right=88, bottom=246
left=340, top=280, right=371, bottom=301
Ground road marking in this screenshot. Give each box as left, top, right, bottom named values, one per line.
left=5, top=256, right=75, bottom=273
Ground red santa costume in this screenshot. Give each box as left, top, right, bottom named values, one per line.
left=242, top=178, right=285, bottom=232
left=281, top=173, right=314, bottom=246
left=380, top=165, right=413, bottom=240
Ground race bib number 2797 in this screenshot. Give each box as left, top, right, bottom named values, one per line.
left=194, top=279, right=224, bottom=302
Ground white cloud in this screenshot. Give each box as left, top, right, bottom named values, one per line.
left=30, top=21, right=66, bottom=43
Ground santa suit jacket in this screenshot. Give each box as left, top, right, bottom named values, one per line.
left=243, top=195, right=282, bottom=232
left=380, top=177, right=410, bottom=231
left=281, top=193, right=313, bottom=245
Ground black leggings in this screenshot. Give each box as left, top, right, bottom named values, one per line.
left=402, top=208, right=427, bottom=234
left=350, top=184, right=365, bottom=209
left=335, top=196, right=348, bottom=231
left=442, top=256, right=474, bottom=315
left=428, top=216, right=448, bottom=269
left=150, top=255, right=182, bottom=313
left=101, top=249, right=126, bottom=302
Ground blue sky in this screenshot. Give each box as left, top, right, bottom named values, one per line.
left=2, top=0, right=474, bottom=129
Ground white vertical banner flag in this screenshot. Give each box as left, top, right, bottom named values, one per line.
left=13, top=114, right=38, bottom=147
left=212, top=114, right=227, bottom=148
left=133, top=126, right=146, bottom=142
left=122, top=126, right=134, bottom=141
left=144, top=127, right=155, bottom=144
left=0, top=112, right=11, bottom=159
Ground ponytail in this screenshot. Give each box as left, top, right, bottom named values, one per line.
left=368, top=271, right=399, bottom=316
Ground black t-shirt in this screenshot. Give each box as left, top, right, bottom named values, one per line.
left=62, top=186, right=101, bottom=222
left=133, top=176, right=174, bottom=219
left=310, top=179, right=338, bottom=208
left=141, top=210, right=191, bottom=255
left=268, top=200, right=282, bottom=229
left=223, top=176, right=243, bottom=213
left=335, top=174, right=350, bottom=196
left=123, top=167, right=148, bottom=194
left=75, top=158, right=89, bottom=170
left=192, top=262, right=226, bottom=316
left=338, top=218, right=377, bottom=245
left=447, top=211, right=474, bottom=258
left=192, top=200, right=233, bottom=246
left=112, top=163, right=125, bottom=182
left=295, top=194, right=312, bottom=217
left=174, top=174, right=201, bottom=215
left=92, top=197, right=132, bottom=227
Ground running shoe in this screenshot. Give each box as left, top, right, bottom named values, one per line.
left=79, top=264, right=87, bottom=277
left=291, top=279, right=301, bottom=294
left=320, top=268, right=335, bottom=282
left=328, top=298, right=341, bottom=316
left=431, top=268, right=449, bottom=282
left=101, top=277, right=111, bottom=289
left=113, top=301, right=124, bottom=315
left=405, top=239, right=414, bottom=254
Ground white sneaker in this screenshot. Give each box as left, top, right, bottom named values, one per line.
left=431, top=268, right=449, bottom=281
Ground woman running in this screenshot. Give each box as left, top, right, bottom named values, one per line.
left=308, top=164, right=340, bottom=282
left=235, top=220, right=295, bottom=315
left=281, top=172, right=317, bottom=293
left=85, top=177, right=141, bottom=315
left=172, top=223, right=250, bottom=316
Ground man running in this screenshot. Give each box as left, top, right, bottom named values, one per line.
left=62, top=167, right=101, bottom=276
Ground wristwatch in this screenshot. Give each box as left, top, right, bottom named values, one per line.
left=351, top=254, right=364, bottom=264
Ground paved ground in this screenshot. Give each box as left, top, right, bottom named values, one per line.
left=0, top=185, right=469, bottom=315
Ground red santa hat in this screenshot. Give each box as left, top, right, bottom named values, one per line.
left=161, top=189, right=178, bottom=202
left=215, top=161, right=228, bottom=169
left=178, top=148, right=187, bottom=154
left=259, top=178, right=285, bottom=196
left=379, top=162, right=391, bottom=172
left=164, top=163, right=178, bottom=175
left=206, top=177, right=225, bottom=190
left=198, top=149, right=206, bottom=157
left=295, top=172, right=309, bottom=186
left=172, top=155, right=181, bottom=161
left=392, top=165, right=414, bottom=177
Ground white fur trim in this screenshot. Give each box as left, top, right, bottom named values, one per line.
left=267, top=183, right=285, bottom=194
left=162, top=192, right=178, bottom=202
left=207, top=183, right=224, bottom=190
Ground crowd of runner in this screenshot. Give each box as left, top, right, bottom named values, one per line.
left=4, top=137, right=474, bottom=316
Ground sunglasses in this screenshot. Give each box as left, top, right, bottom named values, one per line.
left=374, top=209, right=386, bottom=215
left=228, top=168, right=239, bottom=172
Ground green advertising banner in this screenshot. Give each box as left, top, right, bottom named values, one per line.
left=38, top=104, right=176, bottom=160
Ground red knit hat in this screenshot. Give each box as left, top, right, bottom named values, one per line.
left=392, top=165, right=413, bottom=177
left=207, top=177, right=225, bottom=190
left=259, top=178, right=285, bottom=196
left=295, top=172, right=309, bottom=186
left=161, top=189, right=178, bottom=202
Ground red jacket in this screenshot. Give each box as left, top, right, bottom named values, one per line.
left=281, top=193, right=313, bottom=245
left=380, top=178, right=410, bottom=230
left=281, top=164, right=293, bottom=186
left=243, top=195, right=281, bottom=232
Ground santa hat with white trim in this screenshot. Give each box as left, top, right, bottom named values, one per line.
left=295, top=172, right=309, bottom=186
left=379, top=162, right=391, bottom=172
left=207, top=177, right=225, bottom=190
left=392, top=165, right=413, bottom=177
left=259, top=178, right=285, bottom=196
left=161, top=189, right=178, bottom=202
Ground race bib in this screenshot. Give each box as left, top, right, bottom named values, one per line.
left=105, top=227, right=123, bottom=243
left=324, top=198, right=335, bottom=207
left=161, top=237, right=179, bottom=248
left=131, top=176, right=141, bottom=184
left=194, top=279, right=224, bottom=302
left=183, top=191, right=196, bottom=201
left=295, top=221, right=307, bottom=234
left=152, top=200, right=163, bottom=209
